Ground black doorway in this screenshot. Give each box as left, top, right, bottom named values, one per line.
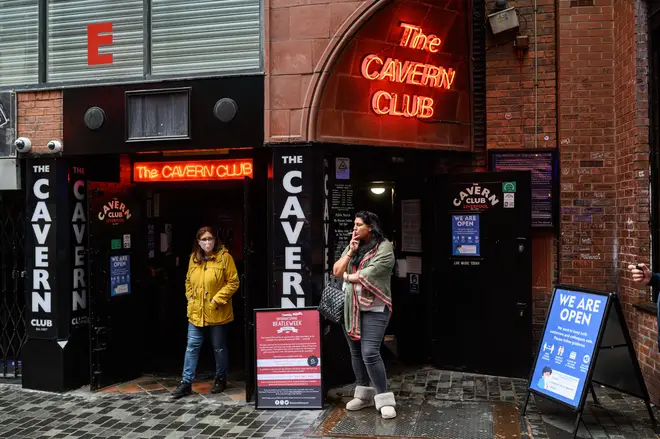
left=137, top=182, right=248, bottom=380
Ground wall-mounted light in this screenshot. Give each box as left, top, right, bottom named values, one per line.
left=487, top=6, right=519, bottom=35
left=370, top=187, right=386, bottom=195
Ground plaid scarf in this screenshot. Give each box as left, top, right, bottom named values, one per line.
left=343, top=240, right=395, bottom=340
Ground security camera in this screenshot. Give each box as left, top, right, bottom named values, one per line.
left=47, top=140, right=62, bottom=153
left=14, top=137, right=32, bottom=153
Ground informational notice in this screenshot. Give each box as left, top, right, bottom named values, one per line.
left=529, top=288, right=608, bottom=409
left=490, top=151, right=555, bottom=227
left=401, top=199, right=422, bottom=253
left=110, top=255, right=131, bottom=296
left=452, top=214, right=480, bottom=256
left=255, top=309, right=322, bottom=409
left=331, top=183, right=354, bottom=261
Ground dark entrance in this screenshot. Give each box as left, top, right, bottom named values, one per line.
left=87, top=166, right=266, bottom=401
left=0, top=189, right=27, bottom=379
left=429, top=171, right=533, bottom=378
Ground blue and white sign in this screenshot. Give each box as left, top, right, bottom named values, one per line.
left=529, top=288, right=609, bottom=408
left=452, top=214, right=480, bottom=256
left=110, top=255, right=131, bottom=296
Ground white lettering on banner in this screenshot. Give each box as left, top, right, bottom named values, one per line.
left=557, top=293, right=602, bottom=327
left=323, top=164, right=330, bottom=286
left=280, top=155, right=306, bottom=309
left=30, top=166, right=52, bottom=317
left=452, top=184, right=500, bottom=208
left=71, top=171, right=87, bottom=314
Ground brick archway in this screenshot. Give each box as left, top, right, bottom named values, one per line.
left=305, top=0, right=391, bottom=141
left=305, top=0, right=472, bottom=149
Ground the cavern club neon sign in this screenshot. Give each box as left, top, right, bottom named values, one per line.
left=360, top=23, right=456, bottom=120
left=133, top=159, right=253, bottom=182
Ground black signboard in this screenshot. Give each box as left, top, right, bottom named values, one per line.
left=488, top=149, right=558, bottom=228
left=271, top=149, right=313, bottom=309
left=331, top=183, right=354, bottom=262
left=0, top=91, right=15, bottom=157
left=255, top=308, right=323, bottom=409
left=69, top=165, right=89, bottom=331
left=25, top=160, right=59, bottom=339
left=523, top=285, right=659, bottom=438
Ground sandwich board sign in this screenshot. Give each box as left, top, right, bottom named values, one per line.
left=523, top=285, right=659, bottom=438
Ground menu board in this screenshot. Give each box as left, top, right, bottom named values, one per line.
left=489, top=150, right=557, bottom=227
left=331, top=183, right=354, bottom=260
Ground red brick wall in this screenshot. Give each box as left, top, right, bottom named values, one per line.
left=484, top=0, right=558, bottom=344
left=17, top=91, right=63, bottom=154
left=557, top=0, right=617, bottom=291
left=613, top=0, right=659, bottom=403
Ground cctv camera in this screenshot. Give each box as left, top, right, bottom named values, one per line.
left=14, top=137, right=32, bottom=153
left=47, top=140, right=62, bottom=153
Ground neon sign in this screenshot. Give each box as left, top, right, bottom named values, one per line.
left=133, top=159, right=253, bottom=182
left=360, top=22, right=456, bottom=120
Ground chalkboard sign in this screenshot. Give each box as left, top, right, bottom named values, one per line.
left=488, top=149, right=557, bottom=228
left=523, top=285, right=658, bottom=438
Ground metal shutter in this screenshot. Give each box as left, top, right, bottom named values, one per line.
left=47, top=0, right=143, bottom=82
left=0, top=1, right=39, bottom=86
left=151, top=0, right=261, bottom=76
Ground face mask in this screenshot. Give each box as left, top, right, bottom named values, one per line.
left=199, top=240, right=214, bottom=252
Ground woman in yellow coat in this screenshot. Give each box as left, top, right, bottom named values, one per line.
left=171, top=226, right=240, bottom=399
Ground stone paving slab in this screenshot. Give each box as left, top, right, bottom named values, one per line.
left=0, top=367, right=658, bottom=438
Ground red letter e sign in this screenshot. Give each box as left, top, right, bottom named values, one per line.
left=87, top=22, right=113, bottom=66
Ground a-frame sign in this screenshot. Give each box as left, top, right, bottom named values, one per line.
left=522, top=285, right=659, bottom=438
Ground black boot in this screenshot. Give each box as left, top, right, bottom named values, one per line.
left=171, top=381, right=192, bottom=399
left=211, top=378, right=227, bottom=394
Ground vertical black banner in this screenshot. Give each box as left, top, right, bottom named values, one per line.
left=69, top=164, right=89, bottom=331
left=25, top=160, right=58, bottom=339
left=271, top=148, right=313, bottom=308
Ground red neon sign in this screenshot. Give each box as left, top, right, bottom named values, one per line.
left=360, top=22, right=456, bottom=120
left=133, top=159, right=253, bottom=182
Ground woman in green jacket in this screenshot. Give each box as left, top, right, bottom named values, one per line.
left=332, top=211, right=396, bottom=419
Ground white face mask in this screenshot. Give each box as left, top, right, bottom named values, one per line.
left=199, top=239, right=215, bottom=252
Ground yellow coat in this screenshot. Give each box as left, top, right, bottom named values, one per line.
left=185, top=247, right=240, bottom=326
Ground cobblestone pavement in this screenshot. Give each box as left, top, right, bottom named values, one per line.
left=0, top=367, right=658, bottom=438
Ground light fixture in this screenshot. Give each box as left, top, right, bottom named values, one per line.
left=370, top=187, right=386, bottom=195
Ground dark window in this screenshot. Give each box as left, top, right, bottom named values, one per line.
left=125, top=88, right=190, bottom=142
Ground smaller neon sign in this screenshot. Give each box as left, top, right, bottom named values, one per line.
left=133, top=159, right=253, bottom=182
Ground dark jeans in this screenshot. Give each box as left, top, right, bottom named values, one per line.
left=344, top=308, right=390, bottom=394
left=182, top=322, right=228, bottom=383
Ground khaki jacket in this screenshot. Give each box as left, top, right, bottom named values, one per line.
left=185, top=247, right=239, bottom=326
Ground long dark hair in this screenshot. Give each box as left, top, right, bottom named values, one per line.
left=192, top=226, right=223, bottom=264
left=350, top=211, right=385, bottom=267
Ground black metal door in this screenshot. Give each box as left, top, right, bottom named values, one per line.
left=243, top=176, right=256, bottom=402
left=0, top=191, right=27, bottom=379
left=429, top=171, right=532, bottom=378
left=88, top=187, right=144, bottom=390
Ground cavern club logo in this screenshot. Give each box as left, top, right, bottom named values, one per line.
left=453, top=184, right=500, bottom=210
left=97, top=198, right=132, bottom=224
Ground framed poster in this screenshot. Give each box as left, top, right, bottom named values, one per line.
left=452, top=214, right=480, bottom=256
left=110, top=255, right=131, bottom=296
left=488, top=148, right=558, bottom=228
left=255, top=308, right=322, bottom=409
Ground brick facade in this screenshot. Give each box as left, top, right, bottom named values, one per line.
left=9, top=0, right=660, bottom=404
left=16, top=91, right=63, bottom=155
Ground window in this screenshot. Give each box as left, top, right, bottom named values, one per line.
left=0, top=1, right=39, bottom=86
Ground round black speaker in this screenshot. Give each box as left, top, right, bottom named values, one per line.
left=84, top=107, right=105, bottom=130
left=213, top=98, right=238, bottom=122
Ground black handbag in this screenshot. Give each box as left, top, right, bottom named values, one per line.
left=318, top=283, right=345, bottom=324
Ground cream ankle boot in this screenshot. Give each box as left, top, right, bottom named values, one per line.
left=374, top=392, right=397, bottom=419
left=346, top=386, right=375, bottom=411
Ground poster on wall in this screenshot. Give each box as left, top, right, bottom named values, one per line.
left=110, top=255, right=131, bottom=296
left=401, top=200, right=422, bottom=253
left=451, top=214, right=480, bottom=256
left=528, top=287, right=608, bottom=409
left=255, top=308, right=322, bottom=409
